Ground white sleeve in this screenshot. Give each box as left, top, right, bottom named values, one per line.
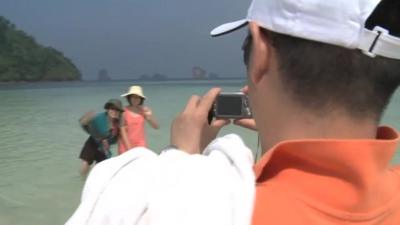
left=65, top=148, right=158, bottom=225
left=65, top=134, right=255, bottom=225
left=145, top=133, right=255, bottom=225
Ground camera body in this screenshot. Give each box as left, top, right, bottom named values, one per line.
left=209, top=92, right=252, bottom=121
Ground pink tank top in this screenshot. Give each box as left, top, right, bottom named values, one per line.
left=118, top=107, right=147, bottom=154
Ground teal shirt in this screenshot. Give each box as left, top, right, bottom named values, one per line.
left=88, top=112, right=110, bottom=140
left=82, top=112, right=117, bottom=158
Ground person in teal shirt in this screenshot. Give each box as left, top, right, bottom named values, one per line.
left=78, top=99, right=124, bottom=176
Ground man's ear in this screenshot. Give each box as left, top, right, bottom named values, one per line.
left=248, top=22, right=271, bottom=86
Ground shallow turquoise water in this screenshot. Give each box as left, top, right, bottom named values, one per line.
left=0, top=80, right=399, bottom=225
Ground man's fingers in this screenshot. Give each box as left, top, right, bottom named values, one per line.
left=234, top=118, right=257, bottom=131
left=183, top=95, right=201, bottom=113
left=240, top=85, right=249, bottom=94
left=211, top=119, right=231, bottom=130
left=198, top=87, right=221, bottom=113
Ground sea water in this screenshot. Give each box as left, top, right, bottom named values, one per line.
left=0, top=80, right=399, bottom=225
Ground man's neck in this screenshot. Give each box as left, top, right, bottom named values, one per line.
left=260, top=108, right=378, bottom=153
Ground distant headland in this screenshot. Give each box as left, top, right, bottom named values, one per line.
left=134, top=66, right=243, bottom=82
left=103, top=66, right=241, bottom=82
left=0, top=16, right=81, bottom=82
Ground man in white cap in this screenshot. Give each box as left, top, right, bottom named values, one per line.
left=66, top=0, right=400, bottom=224
left=171, top=0, right=400, bottom=224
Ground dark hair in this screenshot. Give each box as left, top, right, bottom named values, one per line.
left=104, top=99, right=123, bottom=112
left=126, top=95, right=144, bottom=106
left=259, top=1, right=400, bottom=121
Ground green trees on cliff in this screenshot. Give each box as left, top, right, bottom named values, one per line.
left=0, top=16, right=81, bottom=81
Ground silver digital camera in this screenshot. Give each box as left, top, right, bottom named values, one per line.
left=208, top=92, right=252, bottom=123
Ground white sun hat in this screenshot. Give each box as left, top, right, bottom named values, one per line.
left=121, top=85, right=146, bottom=99
left=210, top=0, right=400, bottom=60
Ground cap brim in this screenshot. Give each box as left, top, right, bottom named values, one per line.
left=210, top=19, right=248, bottom=37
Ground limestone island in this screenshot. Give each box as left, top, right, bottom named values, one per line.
left=0, top=16, right=81, bottom=82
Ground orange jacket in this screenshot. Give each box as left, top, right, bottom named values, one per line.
left=252, top=126, right=400, bottom=225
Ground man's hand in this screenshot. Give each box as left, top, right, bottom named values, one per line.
left=233, top=85, right=257, bottom=131
left=171, top=88, right=230, bottom=154
left=234, top=118, right=257, bottom=131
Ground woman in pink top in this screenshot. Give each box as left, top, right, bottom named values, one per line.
left=118, top=85, right=159, bottom=154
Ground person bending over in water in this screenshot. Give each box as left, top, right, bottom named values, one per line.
left=118, top=85, right=159, bottom=154
left=78, top=99, right=123, bottom=176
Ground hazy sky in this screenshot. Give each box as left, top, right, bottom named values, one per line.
left=0, top=0, right=249, bottom=80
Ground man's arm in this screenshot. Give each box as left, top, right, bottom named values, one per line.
left=170, top=87, right=230, bottom=154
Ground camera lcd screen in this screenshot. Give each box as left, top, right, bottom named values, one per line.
left=216, top=95, right=242, bottom=116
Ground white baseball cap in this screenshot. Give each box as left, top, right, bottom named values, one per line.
left=210, top=0, right=400, bottom=60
